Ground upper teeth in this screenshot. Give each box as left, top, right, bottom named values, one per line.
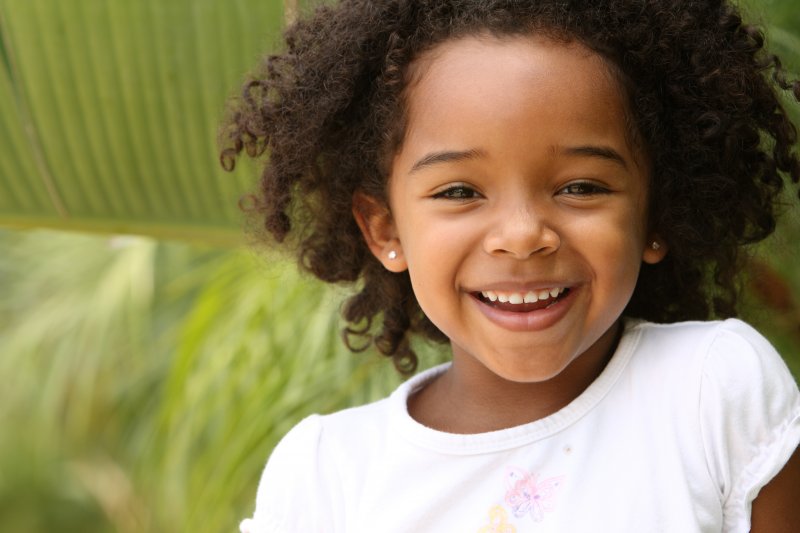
left=481, top=287, right=565, bottom=304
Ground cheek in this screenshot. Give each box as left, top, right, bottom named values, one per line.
left=403, top=226, right=456, bottom=296
left=576, top=208, right=646, bottom=287
left=397, top=207, right=463, bottom=266
left=596, top=220, right=647, bottom=300
left=397, top=217, right=470, bottom=330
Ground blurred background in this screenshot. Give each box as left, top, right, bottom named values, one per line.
left=0, top=0, right=798, bottom=531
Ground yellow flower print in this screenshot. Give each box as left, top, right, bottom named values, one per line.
left=477, top=504, right=516, bottom=533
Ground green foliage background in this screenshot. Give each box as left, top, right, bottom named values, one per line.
left=0, top=0, right=798, bottom=531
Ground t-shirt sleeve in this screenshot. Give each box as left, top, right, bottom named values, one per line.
left=239, top=414, right=337, bottom=533
left=698, top=319, right=800, bottom=531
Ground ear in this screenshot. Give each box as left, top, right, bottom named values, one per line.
left=352, top=191, right=407, bottom=272
left=642, top=235, right=668, bottom=264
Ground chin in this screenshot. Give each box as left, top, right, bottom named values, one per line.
left=488, top=359, right=572, bottom=384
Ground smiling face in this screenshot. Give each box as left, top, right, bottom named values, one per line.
left=356, top=34, right=666, bottom=385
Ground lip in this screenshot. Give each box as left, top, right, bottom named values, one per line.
left=468, top=284, right=578, bottom=332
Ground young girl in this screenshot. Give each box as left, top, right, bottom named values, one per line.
left=221, top=1, right=800, bottom=531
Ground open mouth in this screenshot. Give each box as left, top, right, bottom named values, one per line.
left=473, top=287, right=571, bottom=313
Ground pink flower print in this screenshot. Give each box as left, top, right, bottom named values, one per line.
left=477, top=504, right=516, bottom=533
left=504, top=467, right=565, bottom=522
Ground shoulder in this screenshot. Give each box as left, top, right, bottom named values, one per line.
left=625, top=318, right=798, bottom=435
left=628, top=317, right=759, bottom=349
left=625, top=318, right=792, bottom=375
left=700, top=319, right=797, bottom=396
left=622, top=319, right=800, bottom=527
left=611, top=319, right=796, bottom=432
left=690, top=319, right=799, bottom=463
left=238, top=366, right=446, bottom=533
left=616, top=319, right=751, bottom=391
left=668, top=319, right=800, bottom=459
left=660, top=319, right=800, bottom=526
left=240, top=415, right=324, bottom=533
left=263, top=394, right=394, bottom=473
left=670, top=318, right=800, bottom=417
left=240, top=398, right=393, bottom=533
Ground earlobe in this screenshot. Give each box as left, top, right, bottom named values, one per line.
left=642, top=236, right=668, bottom=264
left=352, top=191, right=408, bottom=272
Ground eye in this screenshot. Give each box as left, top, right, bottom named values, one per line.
left=558, top=181, right=610, bottom=196
left=432, top=184, right=481, bottom=200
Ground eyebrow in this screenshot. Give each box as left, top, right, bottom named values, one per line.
left=561, top=145, right=629, bottom=170
left=408, top=145, right=630, bottom=173
left=409, top=148, right=485, bottom=174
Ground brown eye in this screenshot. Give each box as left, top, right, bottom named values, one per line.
left=433, top=185, right=480, bottom=200
left=559, top=182, right=610, bottom=196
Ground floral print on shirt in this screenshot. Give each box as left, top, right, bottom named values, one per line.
left=478, top=466, right=565, bottom=531
left=477, top=504, right=516, bottom=533
left=505, top=467, right=566, bottom=521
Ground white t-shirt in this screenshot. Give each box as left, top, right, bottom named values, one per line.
left=240, top=319, right=800, bottom=532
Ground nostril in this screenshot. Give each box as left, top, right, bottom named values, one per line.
left=483, top=222, right=561, bottom=258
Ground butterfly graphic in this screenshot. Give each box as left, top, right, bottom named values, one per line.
left=504, top=467, right=565, bottom=522
left=477, top=504, right=516, bottom=533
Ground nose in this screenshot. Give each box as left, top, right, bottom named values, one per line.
left=483, top=201, right=561, bottom=259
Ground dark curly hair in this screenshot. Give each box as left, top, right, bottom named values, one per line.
left=219, top=0, right=800, bottom=373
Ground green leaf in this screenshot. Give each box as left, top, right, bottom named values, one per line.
left=0, top=0, right=285, bottom=244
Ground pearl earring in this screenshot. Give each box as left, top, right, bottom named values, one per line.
left=651, top=241, right=661, bottom=250
left=388, top=250, right=397, bottom=260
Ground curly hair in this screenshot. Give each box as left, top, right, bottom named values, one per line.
left=219, top=0, right=800, bottom=374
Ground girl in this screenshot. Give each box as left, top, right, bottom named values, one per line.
left=221, top=1, right=800, bottom=531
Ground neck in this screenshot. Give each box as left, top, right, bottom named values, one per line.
left=408, top=323, right=621, bottom=434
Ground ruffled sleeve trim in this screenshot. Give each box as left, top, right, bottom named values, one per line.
left=726, top=407, right=800, bottom=529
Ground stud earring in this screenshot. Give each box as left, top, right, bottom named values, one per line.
left=388, top=250, right=397, bottom=260
left=651, top=241, right=661, bottom=250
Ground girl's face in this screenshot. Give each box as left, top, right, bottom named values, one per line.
left=359, top=35, right=666, bottom=383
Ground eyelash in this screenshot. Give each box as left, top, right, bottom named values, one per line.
left=558, top=181, right=611, bottom=196
left=432, top=184, right=480, bottom=200
left=432, top=181, right=610, bottom=200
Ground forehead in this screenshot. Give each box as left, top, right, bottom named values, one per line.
left=407, top=33, right=623, bottom=111
left=399, top=34, right=642, bottom=168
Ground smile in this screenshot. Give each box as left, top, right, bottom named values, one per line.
left=469, top=285, right=576, bottom=331
left=476, top=287, right=570, bottom=313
